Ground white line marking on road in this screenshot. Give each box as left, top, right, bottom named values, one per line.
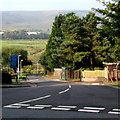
left=35, top=105, right=52, bottom=107
left=58, top=105, right=76, bottom=108
left=12, top=103, right=30, bottom=106
left=113, top=109, right=120, bottom=111
left=51, top=107, right=71, bottom=111
left=27, top=106, right=44, bottom=109
left=59, top=88, right=70, bottom=94
left=108, top=111, right=120, bottom=115
left=19, top=95, right=51, bottom=104
left=78, top=109, right=99, bottom=113
left=58, top=85, right=71, bottom=94
left=84, top=107, right=105, bottom=110
left=4, top=105, right=21, bottom=109
left=69, top=85, right=72, bottom=88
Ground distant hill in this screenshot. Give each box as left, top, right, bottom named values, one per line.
left=1, top=10, right=90, bottom=32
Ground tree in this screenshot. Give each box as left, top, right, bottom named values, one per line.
left=40, top=3, right=120, bottom=72
left=82, top=12, right=101, bottom=70
left=39, top=52, right=48, bottom=73
left=2, top=47, right=32, bottom=66
left=2, top=30, right=28, bottom=40
left=2, top=30, right=49, bottom=40
left=43, top=14, right=65, bottom=71
left=95, top=0, right=120, bottom=62
left=60, top=13, right=88, bottom=70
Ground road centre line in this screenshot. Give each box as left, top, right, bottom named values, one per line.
left=19, top=85, right=71, bottom=103
left=19, top=95, right=51, bottom=104
left=69, top=85, right=72, bottom=88
left=59, top=88, right=70, bottom=94
left=59, top=85, right=71, bottom=94
left=58, top=105, right=77, bottom=108
left=84, top=107, right=105, bottom=110
left=4, top=85, right=71, bottom=108
left=78, top=109, right=99, bottom=113
left=51, top=107, right=71, bottom=111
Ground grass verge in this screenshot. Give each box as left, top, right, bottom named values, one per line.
left=112, top=84, right=120, bottom=88
left=12, top=73, right=30, bottom=84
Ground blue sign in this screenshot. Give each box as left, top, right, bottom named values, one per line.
left=10, top=55, right=18, bottom=68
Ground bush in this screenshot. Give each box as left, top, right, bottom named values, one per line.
left=2, top=71, right=12, bottom=84
left=94, top=67, right=104, bottom=70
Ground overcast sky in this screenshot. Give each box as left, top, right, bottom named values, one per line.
left=0, top=0, right=107, bottom=11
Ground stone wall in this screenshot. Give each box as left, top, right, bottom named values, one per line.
left=54, top=68, right=62, bottom=79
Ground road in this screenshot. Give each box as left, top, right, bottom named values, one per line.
left=2, top=74, right=120, bottom=119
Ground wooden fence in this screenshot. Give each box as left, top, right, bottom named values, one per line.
left=67, top=70, right=81, bottom=80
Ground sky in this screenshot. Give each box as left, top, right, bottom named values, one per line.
left=1, top=0, right=106, bottom=11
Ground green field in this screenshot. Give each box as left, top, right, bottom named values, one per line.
left=1, top=39, right=48, bottom=63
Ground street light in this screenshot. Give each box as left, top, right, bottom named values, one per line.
left=18, top=55, right=21, bottom=81
left=20, top=60, right=23, bottom=76
left=0, top=63, right=2, bottom=71
left=37, top=62, right=39, bottom=74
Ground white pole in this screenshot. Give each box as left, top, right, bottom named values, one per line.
left=18, top=55, right=21, bottom=82
left=20, top=60, right=23, bottom=76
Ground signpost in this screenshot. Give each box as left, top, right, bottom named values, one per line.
left=10, top=55, right=18, bottom=82
left=10, top=55, right=18, bottom=68
left=10, top=55, right=21, bottom=82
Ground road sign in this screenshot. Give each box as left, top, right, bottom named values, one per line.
left=10, top=55, right=18, bottom=68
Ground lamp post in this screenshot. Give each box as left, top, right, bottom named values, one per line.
left=0, top=63, right=2, bottom=71
left=37, top=62, right=39, bottom=74
left=18, top=55, right=21, bottom=81
left=20, top=60, right=23, bottom=76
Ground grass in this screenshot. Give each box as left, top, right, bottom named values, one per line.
left=12, top=72, right=30, bottom=84
left=112, top=84, right=120, bottom=87
left=1, top=39, right=48, bottom=63
left=105, top=81, right=120, bottom=88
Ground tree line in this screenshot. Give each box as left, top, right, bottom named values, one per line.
left=39, top=0, right=120, bottom=72
left=2, top=30, right=49, bottom=40
left=2, top=47, right=32, bottom=67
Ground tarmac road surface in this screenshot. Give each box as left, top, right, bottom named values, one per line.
left=2, top=74, right=120, bottom=120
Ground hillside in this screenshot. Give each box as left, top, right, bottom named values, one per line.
left=1, top=10, right=90, bottom=32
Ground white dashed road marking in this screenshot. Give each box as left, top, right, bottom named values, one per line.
left=3, top=104, right=120, bottom=115
left=12, top=103, right=30, bottom=107
left=51, top=107, right=71, bottom=111
left=112, top=109, right=120, bottom=111
left=78, top=109, right=99, bottom=113
left=108, top=108, right=120, bottom=115
left=108, top=111, right=120, bottom=115
left=35, top=105, right=52, bottom=107
left=4, top=105, right=21, bottom=109
left=84, top=107, right=105, bottom=110
left=58, top=105, right=77, bottom=108
left=27, top=106, right=44, bottom=109
left=3, top=84, right=119, bottom=115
